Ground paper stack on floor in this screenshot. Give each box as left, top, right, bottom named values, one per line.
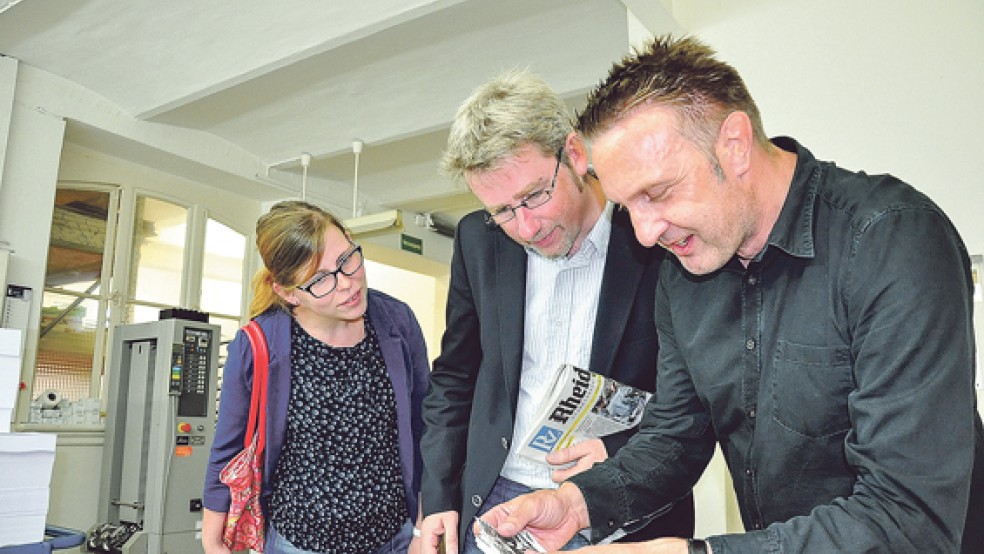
left=0, top=432, right=57, bottom=547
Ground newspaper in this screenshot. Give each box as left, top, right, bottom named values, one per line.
left=474, top=518, right=546, bottom=554
left=518, top=364, right=651, bottom=462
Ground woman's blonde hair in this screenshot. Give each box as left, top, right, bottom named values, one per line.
left=248, top=200, right=348, bottom=318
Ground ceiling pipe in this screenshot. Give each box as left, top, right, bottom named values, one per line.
left=266, top=153, right=304, bottom=168
left=300, top=152, right=311, bottom=201
left=352, top=139, right=364, bottom=217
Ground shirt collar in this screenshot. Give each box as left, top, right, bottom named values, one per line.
left=578, top=201, right=613, bottom=260
left=759, top=136, right=821, bottom=262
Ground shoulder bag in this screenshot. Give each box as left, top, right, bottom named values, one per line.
left=219, top=320, right=269, bottom=552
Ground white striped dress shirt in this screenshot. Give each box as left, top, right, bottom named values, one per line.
left=500, top=203, right=613, bottom=490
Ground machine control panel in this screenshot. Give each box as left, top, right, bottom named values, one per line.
left=171, top=327, right=213, bottom=417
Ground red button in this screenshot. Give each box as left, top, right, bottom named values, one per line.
left=178, top=423, right=192, bottom=433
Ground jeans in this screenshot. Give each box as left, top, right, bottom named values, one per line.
left=266, top=519, right=413, bottom=554
left=461, top=476, right=590, bottom=554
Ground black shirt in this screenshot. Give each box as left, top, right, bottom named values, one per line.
left=572, top=137, right=983, bottom=552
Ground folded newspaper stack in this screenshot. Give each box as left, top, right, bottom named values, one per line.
left=519, top=364, right=651, bottom=462
left=474, top=518, right=546, bottom=554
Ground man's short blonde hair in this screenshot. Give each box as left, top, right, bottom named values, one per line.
left=441, top=69, right=573, bottom=186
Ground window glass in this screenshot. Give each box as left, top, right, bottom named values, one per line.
left=29, top=187, right=252, bottom=426
left=129, top=196, right=187, bottom=309
left=35, top=188, right=114, bottom=402
left=200, top=218, right=245, bottom=335
left=36, top=293, right=100, bottom=401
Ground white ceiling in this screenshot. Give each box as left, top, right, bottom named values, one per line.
left=0, top=0, right=691, bottom=220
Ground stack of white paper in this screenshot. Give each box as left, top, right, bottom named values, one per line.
left=0, top=328, right=23, bottom=432
left=0, top=432, right=57, bottom=547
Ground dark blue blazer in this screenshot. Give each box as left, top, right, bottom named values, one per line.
left=420, top=208, right=694, bottom=545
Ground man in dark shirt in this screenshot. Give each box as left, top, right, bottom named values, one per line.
left=479, top=34, right=984, bottom=553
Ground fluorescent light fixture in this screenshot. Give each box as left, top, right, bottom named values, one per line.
left=343, top=209, right=403, bottom=237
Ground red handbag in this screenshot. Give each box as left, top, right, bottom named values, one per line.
left=220, top=320, right=269, bottom=552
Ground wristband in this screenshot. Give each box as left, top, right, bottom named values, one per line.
left=412, top=527, right=422, bottom=538
left=687, top=538, right=708, bottom=554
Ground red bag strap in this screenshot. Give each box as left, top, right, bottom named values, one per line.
left=241, top=320, right=270, bottom=455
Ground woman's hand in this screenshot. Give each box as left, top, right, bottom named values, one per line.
left=200, top=509, right=232, bottom=554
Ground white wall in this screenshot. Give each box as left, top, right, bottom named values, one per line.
left=0, top=56, right=15, bottom=198
left=0, top=97, right=64, bottom=398
left=677, top=0, right=984, bottom=256
left=363, top=242, right=450, bottom=361
left=46, top=433, right=104, bottom=533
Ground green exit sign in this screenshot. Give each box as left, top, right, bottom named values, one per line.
left=401, top=233, right=423, bottom=255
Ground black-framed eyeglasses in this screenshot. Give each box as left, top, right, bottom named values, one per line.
left=484, top=147, right=563, bottom=227
left=296, top=243, right=364, bottom=298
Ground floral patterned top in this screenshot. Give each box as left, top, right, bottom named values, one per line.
left=269, top=316, right=408, bottom=553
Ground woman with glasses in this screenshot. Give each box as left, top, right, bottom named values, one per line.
left=203, top=200, right=430, bottom=554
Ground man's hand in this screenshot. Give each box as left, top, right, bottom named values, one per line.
left=420, top=511, right=459, bottom=554
left=479, top=483, right=590, bottom=551
left=546, top=438, right=608, bottom=482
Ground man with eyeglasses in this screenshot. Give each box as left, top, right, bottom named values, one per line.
left=417, top=70, right=694, bottom=554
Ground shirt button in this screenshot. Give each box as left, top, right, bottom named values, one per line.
left=747, top=275, right=758, bottom=285
left=748, top=408, right=756, bottom=419
left=501, top=437, right=509, bottom=449
left=745, top=339, right=756, bottom=350
left=472, top=495, right=483, bottom=507
left=745, top=468, right=754, bottom=476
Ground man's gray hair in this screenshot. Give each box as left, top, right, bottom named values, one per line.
left=441, top=69, right=573, bottom=185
